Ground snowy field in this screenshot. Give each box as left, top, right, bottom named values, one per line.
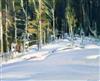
left=0, top=37, right=100, bottom=81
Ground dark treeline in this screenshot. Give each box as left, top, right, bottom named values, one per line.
left=56, top=0, right=100, bottom=36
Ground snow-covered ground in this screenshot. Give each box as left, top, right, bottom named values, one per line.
left=0, top=37, right=100, bottom=81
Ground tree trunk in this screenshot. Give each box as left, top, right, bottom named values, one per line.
left=38, top=0, right=42, bottom=50
left=21, top=0, right=29, bottom=52
left=12, top=0, right=17, bottom=44
left=5, top=0, right=9, bottom=53
left=52, top=0, right=56, bottom=40
left=0, top=0, right=3, bottom=53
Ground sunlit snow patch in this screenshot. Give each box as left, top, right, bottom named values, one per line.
left=85, top=44, right=100, bottom=49
left=86, top=55, right=100, bottom=60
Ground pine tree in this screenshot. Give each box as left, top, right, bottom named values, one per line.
left=66, top=0, right=77, bottom=46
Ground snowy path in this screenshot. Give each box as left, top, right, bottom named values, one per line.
left=1, top=39, right=69, bottom=65
left=0, top=39, right=100, bottom=81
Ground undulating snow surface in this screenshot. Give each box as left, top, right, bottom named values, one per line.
left=0, top=37, right=100, bottom=81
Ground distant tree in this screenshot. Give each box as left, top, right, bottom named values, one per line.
left=66, top=0, right=77, bottom=46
